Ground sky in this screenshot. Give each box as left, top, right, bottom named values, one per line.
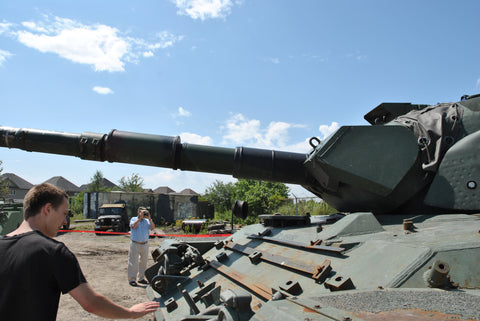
left=1, top=0, right=479, bottom=198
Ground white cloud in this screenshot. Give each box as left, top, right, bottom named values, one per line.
left=222, top=113, right=261, bottom=145
left=178, top=107, right=192, bottom=117
left=346, top=51, right=367, bottom=61
left=319, top=122, right=339, bottom=140
left=180, top=132, right=213, bottom=145
left=221, top=113, right=306, bottom=150
left=171, top=107, right=192, bottom=123
left=92, top=86, right=114, bottom=95
left=6, top=15, right=182, bottom=72
left=0, top=49, right=13, bottom=66
left=288, top=138, right=313, bottom=153
left=0, top=22, right=13, bottom=34
left=174, top=0, right=234, bottom=20
left=476, top=78, right=480, bottom=88
left=267, top=57, right=280, bottom=64
left=21, top=21, right=48, bottom=33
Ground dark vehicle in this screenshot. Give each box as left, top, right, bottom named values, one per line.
left=0, top=203, right=23, bottom=236
left=94, top=203, right=129, bottom=233
left=61, top=209, right=73, bottom=230
left=1, top=94, right=480, bottom=320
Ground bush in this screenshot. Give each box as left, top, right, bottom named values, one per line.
left=276, top=199, right=337, bottom=216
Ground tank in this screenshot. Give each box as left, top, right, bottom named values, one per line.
left=1, top=94, right=480, bottom=320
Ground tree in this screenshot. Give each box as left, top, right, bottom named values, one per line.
left=87, top=170, right=110, bottom=192
left=0, top=161, right=9, bottom=200
left=204, top=180, right=236, bottom=213
left=0, top=161, right=9, bottom=226
left=233, top=179, right=289, bottom=216
left=203, top=179, right=290, bottom=218
left=119, top=173, right=144, bottom=192
left=70, top=192, right=84, bottom=216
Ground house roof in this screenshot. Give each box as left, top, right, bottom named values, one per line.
left=101, top=178, right=118, bottom=189
left=79, top=178, right=118, bottom=191
left=43, top=176, right=80, bottom=193
left=179, top=188, right=198, bottom=195
left=1, top=173, right=34, bottom=190
left=154, top=186, right=176, bottom=194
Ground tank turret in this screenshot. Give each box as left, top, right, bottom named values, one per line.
left=2, top=94, right=480, bottom=214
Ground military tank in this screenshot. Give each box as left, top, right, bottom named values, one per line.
left=1, top=94, right=480, bottom=320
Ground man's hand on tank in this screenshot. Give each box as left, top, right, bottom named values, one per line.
left=128, top=301, right=160, bottom=317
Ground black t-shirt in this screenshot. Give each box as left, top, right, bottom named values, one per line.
left=0, top=230, right=86, bottom=321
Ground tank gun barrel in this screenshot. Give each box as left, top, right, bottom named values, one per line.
left=0, top=126, right=309, bottom=185
left=2, top=94, right=479, bottom=214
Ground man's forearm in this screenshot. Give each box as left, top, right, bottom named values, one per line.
left=131, top=219, right=140, bottom=229
left=70, top=283, right=156, bottom=319
left=84, top=291, right=135, bottom=318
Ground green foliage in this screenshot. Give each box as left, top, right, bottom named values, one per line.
left=205, top=178, right=338, bottom=225
left=87, top=170, right=110, bottom=192
left=205, top=179, right=290, bottom=222
left=0, top=161, right=9, bottom=227
left=204, top=180, right=235, bottom=213
left=71, top=211, right=84, bottom=221
left=70, top=192, right=84, bottom=216
left=214, top=210, right=259, bottom=225
left=119, top=173, right=144, bottom=192
left=233, top=179, right=289, bottom=216
left=276, top=199, right=337, bottom=216
left=0, top=160, right=9, bottom=201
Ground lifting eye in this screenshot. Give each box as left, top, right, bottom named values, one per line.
left=417, top=137, right=430, bottom=147
left=309, top=137, right=321, bottom=148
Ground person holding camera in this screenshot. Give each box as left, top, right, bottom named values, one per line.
left=128, top=207, right=155, bottom=286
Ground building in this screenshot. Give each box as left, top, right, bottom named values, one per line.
left=83, top=189, right=212, bottom=223
left=154, top=186, right=176, bottom=194
left=79, top=178, right=118, bottom=192
left=179, top=188, right=198, bottom=195
left=0, top=173, right=34, bottom=203
left=43, top=176, right=81, bottom=196
left=0, top=172, right=211, bottom=221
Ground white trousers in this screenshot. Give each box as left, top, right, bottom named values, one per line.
left=128, top=241, right=149, bottom=282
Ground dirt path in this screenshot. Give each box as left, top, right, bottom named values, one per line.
left=55, top=231, right=164, bottom=321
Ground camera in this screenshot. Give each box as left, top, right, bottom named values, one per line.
left=143, top=211, right=149, bottom=217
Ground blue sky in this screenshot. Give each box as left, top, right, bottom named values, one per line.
left=1, top=0, right=479, bottom=197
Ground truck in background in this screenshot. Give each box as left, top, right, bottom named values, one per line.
left=94, top=202, right=129, bottom=234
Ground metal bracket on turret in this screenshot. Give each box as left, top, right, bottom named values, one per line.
left=224, top=241, right=334, bottom=283
left=247, top=233, right=345, bottom=253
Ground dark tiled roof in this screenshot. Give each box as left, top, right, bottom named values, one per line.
left=79, top=178, right=118, bottom=191
left=180, top=188, right=198, bottom=195
left=43, top=176, right=80, bottom=193
left=1, top=173, right=34, bottom=190
left=154, top=186, right=176, bottom=194
left=101, top=178, right=118, bottom=189
left=78, top=183, right=89, bottom=191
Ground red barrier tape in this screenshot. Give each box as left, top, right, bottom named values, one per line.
left=58, top=229, right=232, bottom=238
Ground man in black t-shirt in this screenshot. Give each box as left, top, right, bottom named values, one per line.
left=0, top=183, right=159, bottom=320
